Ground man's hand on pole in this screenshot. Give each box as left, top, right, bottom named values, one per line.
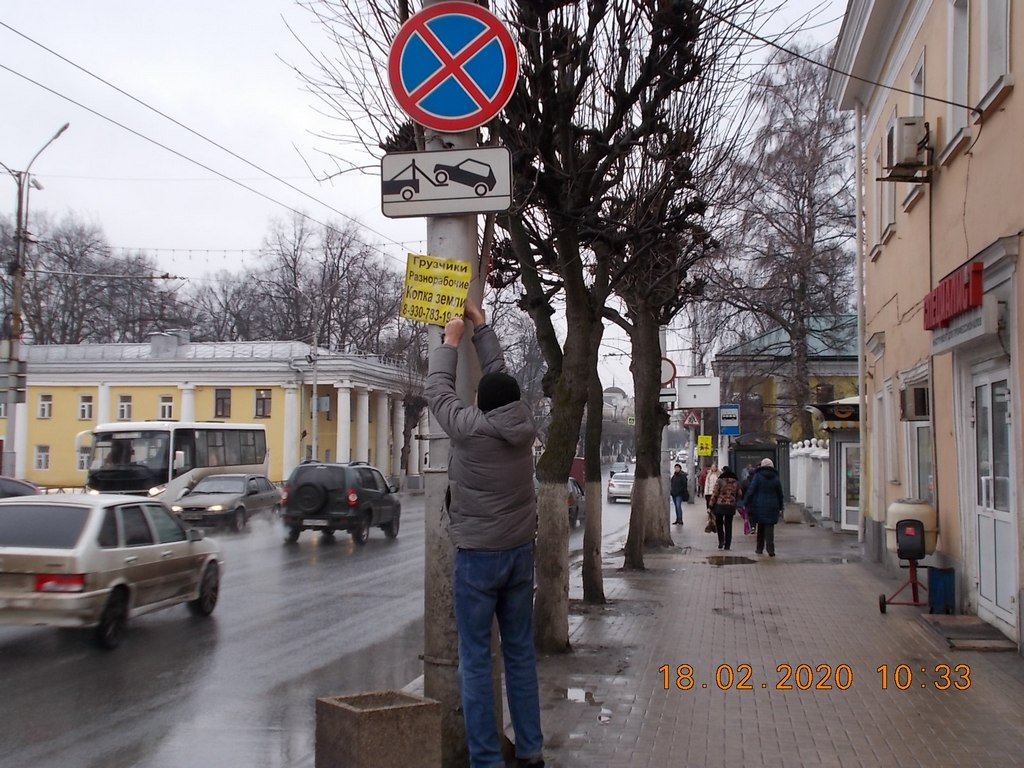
left=443, top=316, right=466, bottom=349
left=463, top=298, right=486, bottom=328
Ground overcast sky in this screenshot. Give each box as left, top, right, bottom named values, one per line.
left=1, top=0, right=845, bottom=390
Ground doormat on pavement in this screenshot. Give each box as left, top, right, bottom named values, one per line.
left=918, top=615, right=1017, bottom=651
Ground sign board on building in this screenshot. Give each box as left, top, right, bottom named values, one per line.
left=387, top=2, right=518, bottom=133
left=399, top=254, right=472, bottom=326
left=931, top=294, right=999, bottom=355
left=720, top=404, right=740, bottom=436
left=382, top=147, right=512, bottom=218
left=697, top=435, right=713, bottom=456
left=676, top=377, right=721, bottom=409
left=924, top=262, right=983, bottom=330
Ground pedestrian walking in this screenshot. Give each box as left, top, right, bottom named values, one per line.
left=702, top=462, right=720, bottom=511
left=742, top=457, right=785, bottom=557
left=425, top=299, right=545, bottom=768
left=669, top=463, right=688, bottom=525
left=739, top=463, right=756, bottom=535
left=710, top=466, right=741, bottom=550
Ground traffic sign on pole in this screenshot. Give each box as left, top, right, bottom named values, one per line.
left=682, top=410, right=700, bottom=428
left=720, top=404, right=740, bottom=436
left=388, top=2, right=519, bottom=133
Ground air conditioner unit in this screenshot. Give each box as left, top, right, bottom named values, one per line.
left=900, top=385, right=930, bottom=421
left=890, top=116, right=927, bottom=167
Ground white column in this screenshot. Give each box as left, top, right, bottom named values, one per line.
left=354, top=387, right=369, bottom=463
left=418, top=411, right=430, bottom=472
left=408, top=409, right=423, bottom=478
left=336, top=382, right=352, bottom=463
left=282, top=384, right=299, bottom=481
left=375, top=391, right=389, bottom=472
left=391, top=397, right=405, bottom=478
left=97, top=383, right=111, bottom=424
left=179, top=384, right=196, bottom=422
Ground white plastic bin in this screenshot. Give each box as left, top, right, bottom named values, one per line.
left=885, top=499, right=937, bottom=555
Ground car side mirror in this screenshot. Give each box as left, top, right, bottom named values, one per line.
left=188, top=528, right=204, bottom=542
left=388, top=483, right=399, bottom=494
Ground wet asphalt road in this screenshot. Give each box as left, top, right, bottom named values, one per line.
left=0, top=496, right=429, bottom=768
left=0, top=482, right=635, bottom=768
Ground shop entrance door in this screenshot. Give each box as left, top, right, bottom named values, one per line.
left=839, top=443, right=860, bottom=532
left=972, top=372, right=1017, bottom=634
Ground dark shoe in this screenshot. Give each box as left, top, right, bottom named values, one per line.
left=724, top=547, right=730, bottom=551
left=518, top=760, right=545, bottom=768
left=755, top=549, right=763, bottom=555
left=718, top=544, right=724, bottom=549
left=769, top=552, right=776, bottom=557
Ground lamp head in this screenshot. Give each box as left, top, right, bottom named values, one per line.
left=29, top=177, right=43, bottom=191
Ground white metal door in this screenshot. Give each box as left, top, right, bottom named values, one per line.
left=972, top=373, right=1017, bottom=633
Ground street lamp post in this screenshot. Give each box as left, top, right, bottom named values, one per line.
left=1, top=123, right=69, bottom=477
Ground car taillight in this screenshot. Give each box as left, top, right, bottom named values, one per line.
left=35, top=574, right=86, bottom=593
left=347, top=489, right=359, bottom=507
left=281, top=484, right=290, bottom=504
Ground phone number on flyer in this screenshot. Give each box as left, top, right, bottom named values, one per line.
left=658, top=663, right=972, bottom=691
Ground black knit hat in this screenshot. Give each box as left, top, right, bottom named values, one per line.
left=478, top=372, right=521, bottom=412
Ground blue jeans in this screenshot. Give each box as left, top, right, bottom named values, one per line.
left=454, top=544, right=544, bottom=767
left=671, top=495, right=686, bottom=521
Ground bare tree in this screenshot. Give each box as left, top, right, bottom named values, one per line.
left=705, top=46, right=856, bottom=439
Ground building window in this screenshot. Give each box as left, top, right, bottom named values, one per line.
left=883, top=381, right=900, bottom=483
left=118, top=395, right=133, bottom=421
left=909, top=52, right=925, bottom=116
left=34, top=445, right=50, bottom=470
left=881, top=113, right=897, bottom=234
left=77, top=447, right=90, bottom=471
left=0, top=401, right=6, bottom=419
left=872, top=145, right=883, bottom=246
left=254, top=389, right=272, bottom=418
left=38, top=394, right=53, bottom=419
left=981, top=0, right=1009, bottom=95
left=215, top=388, right=231, bottom=418
left=948, top=0, right=969, bottom=137
left=79, top=394, right=93, bottom=420
left=159, top=395, right=174, bottom=420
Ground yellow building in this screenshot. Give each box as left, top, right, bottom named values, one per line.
left=830, top=1, right=1024, bottom=643
left=1, top=331, right=423, bottom=488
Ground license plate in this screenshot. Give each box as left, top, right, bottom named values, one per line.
left=184, top=515, right=202, bottom=522
left=305, top=519, right=328, bottom=526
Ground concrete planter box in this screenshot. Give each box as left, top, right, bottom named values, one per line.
left=315, top=690, right=440, bottom=768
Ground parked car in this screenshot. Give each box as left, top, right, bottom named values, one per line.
left=169, top=473, right=281, bottom=531
left=567, top=477, right=585, bottom=528
left=609, top=461, right=629, bottom=478
left=0, top=476, right=41, bottom=498
left=607, top=469, right=635, bottom=503
left=0, top=493, right=222, bottom=649
left=280, top=461, right=400, bottom=545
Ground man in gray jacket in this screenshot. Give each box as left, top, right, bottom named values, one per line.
left=425, top=299, right=544, bottom=768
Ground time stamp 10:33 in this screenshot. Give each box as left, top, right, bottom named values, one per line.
left=659, top=663, right=972, bottom=691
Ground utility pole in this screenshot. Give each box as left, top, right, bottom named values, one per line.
left=1, top=123, right=69, bottom=477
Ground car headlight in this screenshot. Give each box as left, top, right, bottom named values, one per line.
left=207, top=504, right=225, bottom=512
left=148, top=485, right=166, bottom=497
left=171, top=505, right=183, bottom=513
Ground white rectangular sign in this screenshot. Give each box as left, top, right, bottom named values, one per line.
left=930, top=295, right=999, bottom=355
left=676, top=377, right=721, bottom=408
left=381, top=147, right=512, bottom=218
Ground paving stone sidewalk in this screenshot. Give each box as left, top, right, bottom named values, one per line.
left=534, top=501, right=1024, bottom=768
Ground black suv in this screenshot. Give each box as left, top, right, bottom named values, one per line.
left=280, top=462, right=401, bottom=544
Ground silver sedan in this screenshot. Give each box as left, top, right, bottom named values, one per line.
left=0, top=494, right=222, bottom=649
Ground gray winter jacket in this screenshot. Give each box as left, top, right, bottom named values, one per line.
left=425, top=323, right=537, bottom=551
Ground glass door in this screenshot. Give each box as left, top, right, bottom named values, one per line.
left=839, top=444, right=860, bottom=532
left=973, top=373, right=1016, bottom=632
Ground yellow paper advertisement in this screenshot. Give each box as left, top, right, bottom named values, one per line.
left=697, top=435, right=713, bottom=457
left=400, top=254, right=472, bottom=327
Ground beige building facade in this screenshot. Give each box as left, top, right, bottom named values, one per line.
left=0, top=331, right=425, bottom=487
left=830, top=1, right=1023, bottom=644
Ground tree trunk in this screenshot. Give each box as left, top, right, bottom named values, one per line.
left=623, top=311, right=673, bottom=568
left=581, top=345, right=606, bottom=604
left=532, top=306, right=594, bottom=653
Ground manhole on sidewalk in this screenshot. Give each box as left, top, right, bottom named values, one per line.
left=706, top=555, right=757, bottom=566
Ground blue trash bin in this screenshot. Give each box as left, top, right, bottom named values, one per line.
left=928, top=567, right=955, bottom=614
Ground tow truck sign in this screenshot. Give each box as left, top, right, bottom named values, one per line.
left=381, top=147, right=512, bottom=218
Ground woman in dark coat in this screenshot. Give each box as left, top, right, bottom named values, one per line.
left=669, top=464, right=689, bottom=525
left=742, top=458, right=785, bottom=557
left=710, top=466, right=741, bottom=550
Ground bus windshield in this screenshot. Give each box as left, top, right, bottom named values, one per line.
left=87, top=430, right=170, bottom=495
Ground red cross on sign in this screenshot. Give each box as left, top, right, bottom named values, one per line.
left=388, top=2, right=519, bottom=133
